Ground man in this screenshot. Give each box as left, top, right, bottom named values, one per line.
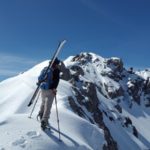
left=37, top=58, right=60, bottom=129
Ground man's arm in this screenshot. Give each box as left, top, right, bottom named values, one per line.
left=50, top=69, right=60, bottom=89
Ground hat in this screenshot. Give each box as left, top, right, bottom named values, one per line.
left=53, top=58, right=60, bottom=65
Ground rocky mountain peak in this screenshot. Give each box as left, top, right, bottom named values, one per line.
left=59, top=52, right=150, bottom=149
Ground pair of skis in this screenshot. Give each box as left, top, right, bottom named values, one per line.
left=27, top=40, right=66, bottom=107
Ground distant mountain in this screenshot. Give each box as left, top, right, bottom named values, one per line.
left=0, top=52, right=150, bottom=150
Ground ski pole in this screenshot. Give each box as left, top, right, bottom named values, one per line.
left=28, top=91, right=41, bottom=118
left=54, top=95, right=61, bottom=141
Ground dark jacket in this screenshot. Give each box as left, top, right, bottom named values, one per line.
left=38, top=67, right=60, bottom=90
left=49, top=68, right=60, bottom=89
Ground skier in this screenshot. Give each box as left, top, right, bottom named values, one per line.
left=37, top=58, right=60, bottom=129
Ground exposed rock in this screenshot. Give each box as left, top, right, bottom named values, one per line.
left=128, top=67, right=134, bottom=74
left=93, top=58, right=100, bottom=63
left=70, top=82, right=118, bottom=149
left=72, top=87, right=85, bottom=105
left=124, top=117, right=132, bottom=127
left=59, top=61, right=72, bottom=81
left=68, top=96, right=85, bottom=117
left=103, top=126, right=118, bottom=150
left=72, top=53, right=92, bottom=65
left=61, top=52, right=150, bottom=149
left=70, top=65, right=84, bottom=76
left=143, top=77, right=150, bottom=94
left=103, top=57, right=124, bottom=81
left=145, top=97, right=150, bottom=107
left=101, top=70, right=123, bottom=81
left=114, top=104, right=122, bottom=113
left=82, top=82, right=99, bottom=112
left=127, top=78, right=144, bottom=105
left=96, top=83, right=109, bottom=99
left=132, top=126, right=138, bottom=138
left=104, top=83, right=124, bottom=99
left=72, top=82, right=99, bottom=113
left=106, top=57, right=124, bottom=72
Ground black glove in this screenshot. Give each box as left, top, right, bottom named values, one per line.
left=36, top=82, right=41, bottom=86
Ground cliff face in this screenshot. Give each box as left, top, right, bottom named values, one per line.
left=60, top=52, right=150, bottom=150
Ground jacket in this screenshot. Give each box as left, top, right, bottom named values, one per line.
left=38, top=67, right=60, bottom=90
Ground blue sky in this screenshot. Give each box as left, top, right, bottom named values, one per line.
left=0, top=0, right=150, bottom=81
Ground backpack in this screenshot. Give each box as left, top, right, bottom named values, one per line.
left=38, top=67, right=53, bottom=90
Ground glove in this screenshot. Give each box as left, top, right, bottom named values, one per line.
left=52, top=89, right=57, bottom=95
left=36, top=81, right=41, bottom=86
left=36, top=82, right=40, bottom=86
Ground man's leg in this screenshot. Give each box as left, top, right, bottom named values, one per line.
left=42, top=90, right=55, bottom=125
left=38, top=90, right=46, bottom=120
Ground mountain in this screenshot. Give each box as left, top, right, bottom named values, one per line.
left=0, top=52, right=150, bottom=150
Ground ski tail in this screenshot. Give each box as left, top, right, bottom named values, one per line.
left=27, top=40, right=66, bottom=107
left=28, top=86, right=40, bottom=107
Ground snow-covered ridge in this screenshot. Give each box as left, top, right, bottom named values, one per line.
left=0, top=52, right=150, bottom=150
left=63, top=52, right=150, bottom=149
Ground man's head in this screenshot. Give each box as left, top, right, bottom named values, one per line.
left=52, top=58, right=60, bottom=68
left=54, top=58, right=60, bottom=65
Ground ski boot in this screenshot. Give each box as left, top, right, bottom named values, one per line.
left=41, top=120, right=51, bottom=131
left=41, top=120, right=47, bottom=130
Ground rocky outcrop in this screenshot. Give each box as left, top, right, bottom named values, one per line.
left=59, top=62, right=72, bottom=81
left=143, top=77, right=150, bottom=107
left=82, top=82, right=99, bottom=112
left=114, top=104, right=122, bottom=113
left=104, top=57, right=124, bottom=81
left=127, top=78, right=144, bottom=105
left=106, top=57, right=123, bottom=72
left=145, top=96, right=150, bottom=107
left=68, top=96, right=85, bottom=118
left=70, top=85, right=118, bottom=150
left=70, top=65, right=84, bottom=76
left=60, top=52, right=150, bottom=149
left=92, top=107, right=118, bottom=150
left=72, top=53, right=93, bottom=65
left=143, top=77, right=150, bottom=94
left=104, top=83, right=124, bottom=99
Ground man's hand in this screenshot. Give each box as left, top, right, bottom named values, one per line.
left=52, top=89, right=57, bottom=95
left=36, top=82, right=40, bottom=86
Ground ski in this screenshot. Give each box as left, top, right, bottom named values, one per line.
left=41, top=125, right=51, bottom=131
left=41, top=125, right=62, bottom=142
left=27, top=40, right=66, bottom=107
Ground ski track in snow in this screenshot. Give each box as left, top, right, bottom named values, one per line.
left=11, top=131, right=41, bottom=149
left=26, top=131, right=41, bottom=139
left=12, top=137, right=27, bottom=148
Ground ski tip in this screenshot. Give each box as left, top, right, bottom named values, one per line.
left=63, top=39, right=67, bottom=43
left=60, top=39, right=67, bottom=44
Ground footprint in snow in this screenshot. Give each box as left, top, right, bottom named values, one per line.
left=26, top=131, right=41, bottom=139
left=12, top=137, right=27, bottom=148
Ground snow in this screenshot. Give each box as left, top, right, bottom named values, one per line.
left=136, top=70, right=150, bottom=79
left=0, top=60, right=105, bottom=150
left=0, top=52, right=150, bottom=150
left=0, top=111, right=104, bottom=150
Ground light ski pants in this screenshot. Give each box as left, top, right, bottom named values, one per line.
left=39, top=89, right=55, bottom=123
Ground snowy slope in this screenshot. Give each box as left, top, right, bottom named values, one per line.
left=0, top=60, right=105, bottom=150
left=64, top=52, right=150, bottom=150
left=0, top=52, right=150, bottom=150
